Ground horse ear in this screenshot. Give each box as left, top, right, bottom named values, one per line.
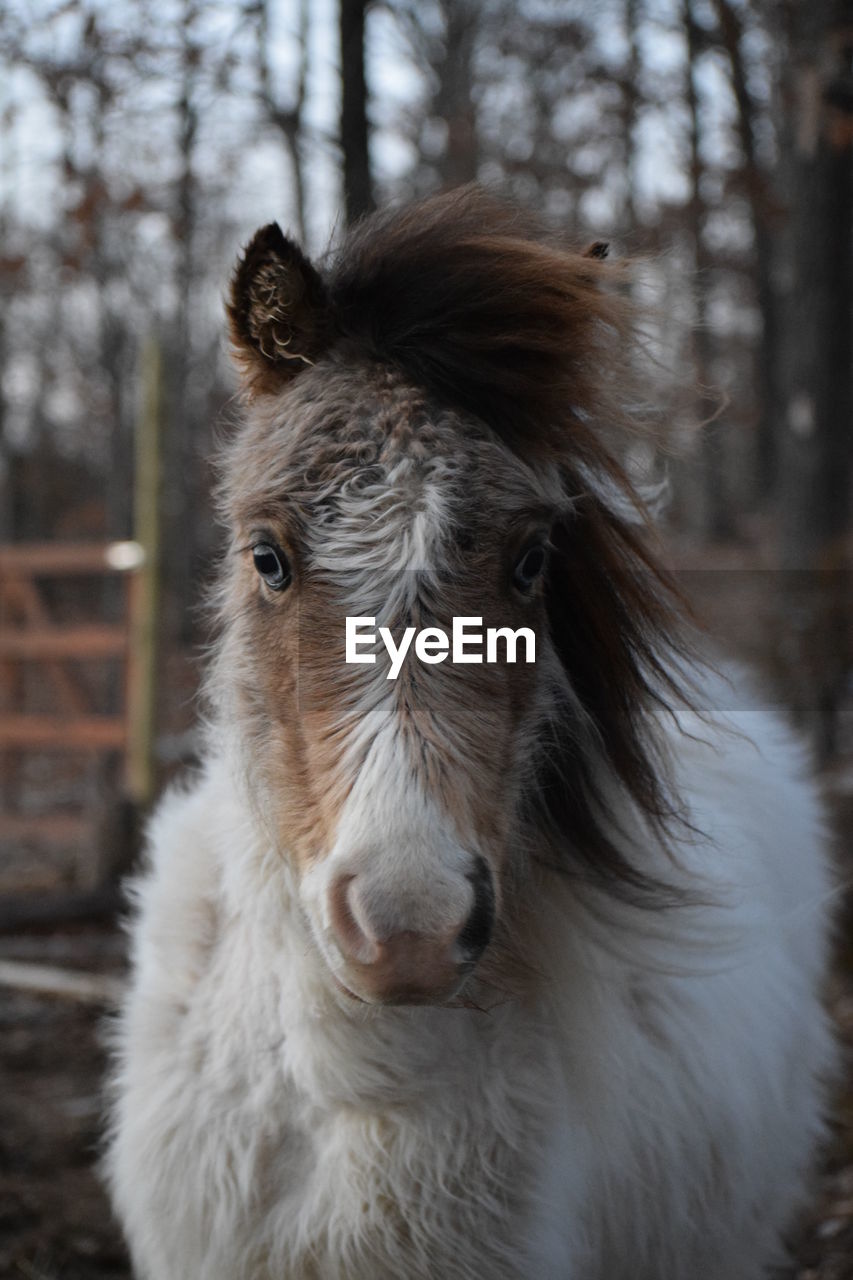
left=227, top=223, right=331, bottom=395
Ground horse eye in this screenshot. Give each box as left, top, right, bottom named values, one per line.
left=252, top=542, right=291, bottom=591
left=513, top=543, right=547, bottom=592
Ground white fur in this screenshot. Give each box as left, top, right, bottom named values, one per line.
left=301, top=722, right=476, bottom=983
left=106, top=673, right=835, bottom=1280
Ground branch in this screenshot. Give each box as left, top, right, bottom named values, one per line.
left=0, top=959, right=125, bottom=1006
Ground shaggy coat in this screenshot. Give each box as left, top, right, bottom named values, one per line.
left=106, top=189, right=835, bottom=1280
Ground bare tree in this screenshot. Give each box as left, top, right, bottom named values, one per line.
left=340, top=0, right=376, bottom=223
left=432, top=0, right=479, bottom=187
left=620, top=0, right=641, bottom=231
left=158, top=0, right=203, bottom=645
left=385, top=0, right=481, bottom=195
left=710, top=0, right=782, bottom=503
left=684, top=0, right=732, bottom=540
left=773, top=0, right=853, bottom=759
left=255, top=0, right=309, bottom=245
left=779, top=0, right=853, bottom=568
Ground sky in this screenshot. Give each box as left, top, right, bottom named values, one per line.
left=0, top=0, right=744, bottom=257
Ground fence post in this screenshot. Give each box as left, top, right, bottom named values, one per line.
left=125, top=334, right=163, bottom=809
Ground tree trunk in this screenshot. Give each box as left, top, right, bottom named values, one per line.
left=779, top=0, right=853, bottom=568
left=435, top=0, right=479, bottom=188
left=776, top=0, right=852, bottom=760
left=340, top=0, right=375, bottom=224
left=621, top=0, right=640, bottom=232
left=256, top=0, right=308, bottom=246
left=710, top=0, right=782, bottom=502
left=685, top=0, right=733, bottom=541
left=167, top=0, right=200, bottom=644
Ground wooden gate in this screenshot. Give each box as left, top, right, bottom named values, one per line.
left=0, top=539, right=151, bottom=893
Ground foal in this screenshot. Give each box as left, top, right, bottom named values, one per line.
left=107, top=188, right=834, bottom=1280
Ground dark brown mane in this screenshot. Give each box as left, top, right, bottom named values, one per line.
left=326, top=186, right=629, bottom=462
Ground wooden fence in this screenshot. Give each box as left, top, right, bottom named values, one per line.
left=0, top=539, right=152, bottom=886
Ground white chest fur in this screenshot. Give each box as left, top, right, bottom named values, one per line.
left=111, top=873, right=565, bottom=1280
left=106, top=711, right=835, bottom=1280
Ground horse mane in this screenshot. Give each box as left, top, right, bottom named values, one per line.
left=326, top=186, right=631, bottom=461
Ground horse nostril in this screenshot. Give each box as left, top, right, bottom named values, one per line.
left=328, top=874, right=381, bottom=966
left=456, top=857, right=495, bottom=961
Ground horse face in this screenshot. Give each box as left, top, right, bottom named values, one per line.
left=219, top=363, right=563, bottom=1006
left=220, top=198, right=684, bottom=1001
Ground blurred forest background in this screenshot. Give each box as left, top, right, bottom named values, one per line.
left=0, top=1, right=851, bottom=1277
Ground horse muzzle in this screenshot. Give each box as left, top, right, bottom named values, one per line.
left=326, top=857, right=495, bottom=1005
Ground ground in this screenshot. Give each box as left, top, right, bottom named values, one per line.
left=0, top=927, right=129, bottom=1280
